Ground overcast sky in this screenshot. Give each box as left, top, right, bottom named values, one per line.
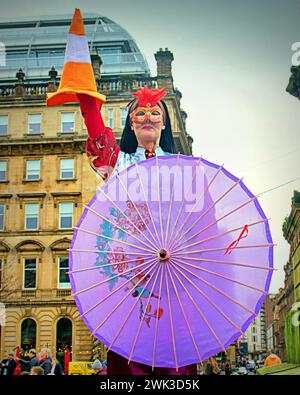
left=0, top=0, right=299, bottom=293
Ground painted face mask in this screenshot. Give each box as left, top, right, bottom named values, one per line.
left=130, top=104, right=164, bottom=124
left=128, top=85, right=167, bottom=124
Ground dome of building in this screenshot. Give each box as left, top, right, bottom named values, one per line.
left=0, top=13, right=150, bottom=81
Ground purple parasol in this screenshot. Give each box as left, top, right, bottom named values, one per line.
left=69, top=154, right=274, bottom=369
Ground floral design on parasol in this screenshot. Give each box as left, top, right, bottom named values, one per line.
left=69, top=154, right=274, bottom=369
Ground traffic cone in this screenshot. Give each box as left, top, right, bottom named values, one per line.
left=46, top=8, right=105, bottom=107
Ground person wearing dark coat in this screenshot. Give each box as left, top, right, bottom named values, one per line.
left=48, top=357, right=63, bottom=375
left=37, top=348, right=52, bottom=375
left=205, top=356, right=220, bottom=376
left=1, top=352, right=17, bottom=375
left=52, top=363, right=63, bottom=375
left=18, top=349, right=39, bottom=372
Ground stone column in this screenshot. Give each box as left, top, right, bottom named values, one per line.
left=154, top=48, right=174, bottom=93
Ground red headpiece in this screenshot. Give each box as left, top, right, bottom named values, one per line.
left=131, top=85, right=167, bottom=107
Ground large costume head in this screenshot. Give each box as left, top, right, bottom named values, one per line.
left=120, top=86, right=176, bottom=154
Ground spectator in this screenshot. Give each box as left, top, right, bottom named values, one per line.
left=47, top=357, right=63, bottom=375
left=30, top=366, right=44, bottom=375
left=100, top=359, right=107, bottom=375
left=205, top=356, right=220, bottom=375
left=225, top=362, right=231, bottom=375
left=17, top=349, right=39, bottom=371
left=1, top=352, right=17, bottom=376
left=92, top=359, right=103, bottom=376
left=28, top=349, right=39, bottom=366
left=37, top=348, right=52, bottom=375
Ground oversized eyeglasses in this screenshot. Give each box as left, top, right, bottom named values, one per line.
left=130, top=106, right=163, bottom=124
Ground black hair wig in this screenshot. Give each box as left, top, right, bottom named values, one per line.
left=120, top=100, right=176, bottom=154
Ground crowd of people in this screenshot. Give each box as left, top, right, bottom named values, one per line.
left=202, top=349, right=282, bottom=376
left=1, top=348, right=63, bottom=375
left=0, top=348, right=108, bottom=376
left=1, top=347, right=281, bottom=376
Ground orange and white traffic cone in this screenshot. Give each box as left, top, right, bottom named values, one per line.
left=46, top=8, right=105, bottom=108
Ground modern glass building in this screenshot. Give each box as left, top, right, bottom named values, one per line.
left=0, top=13, right=150, bottom=82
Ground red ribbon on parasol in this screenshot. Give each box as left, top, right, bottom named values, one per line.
left=224, top=225, right=249, bottom=255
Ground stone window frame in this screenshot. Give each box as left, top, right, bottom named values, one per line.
left=17, top=193, right=46, bottom=232
left=58, top=202, right=73, bottom=230
left=108, top=108, right=114, bottom=129
left=0, top=204, right=4, bottom=231
left=57, top=255, right=71, bottom=289
left=24, top=203, right=39, bottom=231
left=0, top=195, right=11, bottom=232
left=20, top=317, right=38, bottom=352
left=51, top=192, right=81, bottom=231
left=0, top=159, right=8, bottom=183
left=120, top=107, right=127, bottom=128
left=27, top=112, right=42, bottom=135
left=0, top=113, right=8, bottom=136
left=24, top=157, right=42, bottom=182
left=60, top=111, right=76, bottom=134
left=16, top=240, right=45, bottom=291
left=55, top=316, right=73, bottom=358
left=22, top=256, right=38, bottom=290
left=57, top=155, right=77, bottom=181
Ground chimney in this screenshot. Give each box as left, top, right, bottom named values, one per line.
left=154, top=48, right=174, bottom=93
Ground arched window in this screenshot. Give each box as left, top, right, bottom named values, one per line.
left=21, top=318, right=36, bottom=353
left=16, top=240, right=45, bottom=290
left=56, top=318, right=72, bottom=368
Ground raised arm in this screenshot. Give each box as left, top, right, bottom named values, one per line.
left=78, top=94, right=120, bottom=181
left=78, top=93, right=105, bottom=138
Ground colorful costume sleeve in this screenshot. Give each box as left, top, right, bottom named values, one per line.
left=78, top=94, right=120, bottom=181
